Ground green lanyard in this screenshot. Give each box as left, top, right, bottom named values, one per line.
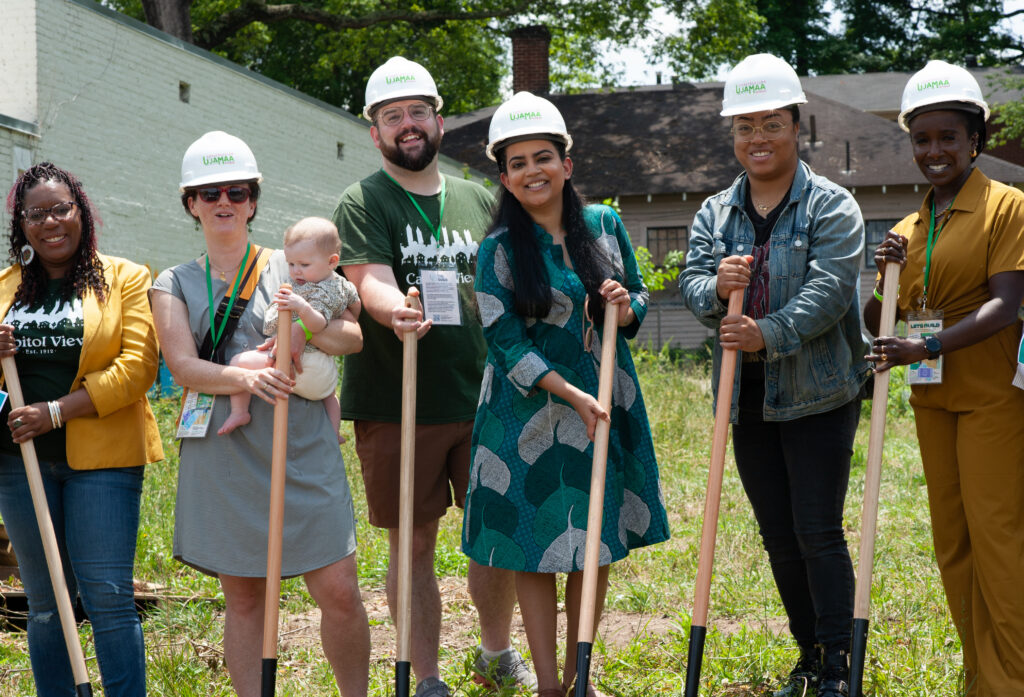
left=921, top=195, right=956, bottom=310
left=205, top=242, right=251, bottom=354
left=382, top=170, right=446, bottom=244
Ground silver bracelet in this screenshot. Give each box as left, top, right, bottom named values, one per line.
left=48, top=401, right=63, bottom=429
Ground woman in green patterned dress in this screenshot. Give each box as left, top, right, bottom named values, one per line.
left=461, top=92, right=670, bottom=697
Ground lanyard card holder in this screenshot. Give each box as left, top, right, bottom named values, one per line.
left=176, top=389, right=215, bottom=438
left=906, top=309, right=943, bottom=385
left=419, top=264, right=462, bottom=326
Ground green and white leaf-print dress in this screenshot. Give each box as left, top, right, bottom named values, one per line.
left=462, top=205, right=669, bottom=573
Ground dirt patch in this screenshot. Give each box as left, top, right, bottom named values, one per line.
left=277, top=576, right=677, bottom=660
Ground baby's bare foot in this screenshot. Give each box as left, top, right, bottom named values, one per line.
left=218, top=411, right=252, bottom=435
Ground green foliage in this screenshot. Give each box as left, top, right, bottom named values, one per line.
left=988, top=72, right=1024, bottom=149
left=656, top=0, right=765, bottom=80
left=105, top=0, right=1023, bottom=117
left=0, top=360, right=962, bottom=695
left=634, top=246, right=681, bottom=292
left=660, top=0, right=1024, bottom=79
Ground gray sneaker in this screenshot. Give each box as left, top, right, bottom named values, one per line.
left=414, top=677, right=451, bottom=697
left=472, top=646, right=539, bottom=692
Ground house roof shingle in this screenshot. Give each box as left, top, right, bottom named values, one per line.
left=442, top=83, right=1024, bottom=199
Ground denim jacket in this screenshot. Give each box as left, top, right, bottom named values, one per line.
left=679, top=161, right=869, bottom=422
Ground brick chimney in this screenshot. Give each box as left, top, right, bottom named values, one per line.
left=510, top=26, right=551, bottom=94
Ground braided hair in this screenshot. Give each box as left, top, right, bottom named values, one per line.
left=5, top=163, right=108, bottom=307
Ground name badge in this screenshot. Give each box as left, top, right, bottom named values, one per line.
left=176, top=389, right=215, bottom=438
left=907, top=310, right=943, bottom=385
left=419, top=267, right=462, bottom=326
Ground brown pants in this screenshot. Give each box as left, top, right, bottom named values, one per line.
left=353, top=419, right=473, bottom=529
left=914, top=400, right=1024, bottom=696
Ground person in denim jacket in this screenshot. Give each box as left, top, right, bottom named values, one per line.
left=679, top=54, right=868, bottom=697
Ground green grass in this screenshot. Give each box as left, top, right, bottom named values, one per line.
left=0, top=351, right=961, bottom=695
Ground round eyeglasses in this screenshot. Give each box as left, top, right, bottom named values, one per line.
left=376, top=103, right=434, bottom=127
left=22, top=201, right=77, bottom=226
left=731, top=121, right=788, bottom=141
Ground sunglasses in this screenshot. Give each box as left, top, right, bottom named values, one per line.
left=196, top=185, right=252, bottom=203
left=22, top=201, right=77, bottom=226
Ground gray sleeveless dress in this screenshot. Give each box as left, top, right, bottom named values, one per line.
left=152, top=249, right=357, bottom=577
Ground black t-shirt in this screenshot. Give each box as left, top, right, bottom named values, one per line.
left=0, top=280, right=84, bottom=459
left=742, top=186, right=791, bottom=322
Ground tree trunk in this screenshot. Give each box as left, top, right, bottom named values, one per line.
left=141, top=0, right=193, bottom=43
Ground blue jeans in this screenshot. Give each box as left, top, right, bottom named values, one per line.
left=0, top=453, right=146, bottom=696
left=732, top=364, right=858, bottom=653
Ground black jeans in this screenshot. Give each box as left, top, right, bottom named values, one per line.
left=732, top=363, right=858, bottom=653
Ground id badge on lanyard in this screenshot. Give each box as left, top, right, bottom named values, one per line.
left=906, top=197, right=954, bottom=385
left=176, top=389, right=215, bottom=438
left=420, top=264, right=462, bottom=326
left=906, top=309, right=943, bottom=385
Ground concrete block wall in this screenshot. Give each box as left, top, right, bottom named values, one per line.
left=1, top=0, right=483, bottom=274
left=0, top=0, right=38, bottom=125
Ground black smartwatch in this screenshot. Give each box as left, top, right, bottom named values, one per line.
left=924, top=335, right=943, bottom=360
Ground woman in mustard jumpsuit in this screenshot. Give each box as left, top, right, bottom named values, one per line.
left=864, top=61, right=1024, bottom=696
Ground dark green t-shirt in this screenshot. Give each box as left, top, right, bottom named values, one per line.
left=0, top=280, right=84, bottom=459
left=333, top=170, right=494, bottom=423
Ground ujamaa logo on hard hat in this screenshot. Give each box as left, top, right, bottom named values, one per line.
left=510, top=110, right=543, bottom=122
left=918, top=79, right=951, bottom=92
left=202, top=154, right=236, bottom=166
left=386, top=75, right=416, bottom=85
left=736, top=80, right=767, bottom=96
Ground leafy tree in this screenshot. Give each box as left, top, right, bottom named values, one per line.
left=656, top=0, right=1024, bottom=79
left=105, top=0, right=1024, bottom=141
left=104, top=0, right=656, bottom=114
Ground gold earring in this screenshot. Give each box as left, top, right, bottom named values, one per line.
left=971, top=149, right=977, bottom=157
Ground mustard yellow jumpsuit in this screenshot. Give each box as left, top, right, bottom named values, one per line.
left=892, top=168, right=1024, bottom=696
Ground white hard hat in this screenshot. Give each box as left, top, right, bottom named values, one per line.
left=363, top=56, right=444, bottom=120
left=720, top=53, right=807, bottom=117
left=485, top=92, right=573, bottom=162
left=897, top=60, right=990, bottom=132
left=179, top=131, right=262, bottom=191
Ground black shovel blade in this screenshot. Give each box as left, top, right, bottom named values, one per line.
left=261, top=657, right=277, bottom=697
left=574, top=641, right=593, bottom=697
left=849, top=617, right=869, bottom=697
left=683, top=624, right=707, bottom=697
left=396, top=660, right=411, bottom=697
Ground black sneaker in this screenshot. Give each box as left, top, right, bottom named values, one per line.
left=773, top=645, right=820, bottom=697
left=817, top=649, right=850, bottom=697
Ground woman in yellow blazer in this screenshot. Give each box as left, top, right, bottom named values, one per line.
left=0, top=163, right=162, bottom=696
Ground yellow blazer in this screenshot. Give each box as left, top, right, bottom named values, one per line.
left=0, top=254, right=164, bottom=469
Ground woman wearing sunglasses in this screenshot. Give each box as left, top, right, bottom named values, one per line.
left=149, top=131, right=371, bottom=696
left=0, top=162, right=163, bottom=695
left=680, top=54, right=867, bottom=697
left=462, top=93, right=669, bottom=697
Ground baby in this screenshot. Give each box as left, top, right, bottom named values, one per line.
left=219, top=217, right=360, bottom=439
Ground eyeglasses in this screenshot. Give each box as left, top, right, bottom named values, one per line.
left=731, top=121, right=788, bottom=141
left=196, top=185, right=252, bottom=203
left=377, top=103, right=434, bottom=127
left=22, top=201, right=77, bottom=226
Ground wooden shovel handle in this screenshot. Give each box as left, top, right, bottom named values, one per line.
left=691, top=288, right=744, bottom=626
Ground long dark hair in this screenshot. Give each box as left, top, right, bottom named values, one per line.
left=493, top=142, right=613, bottom=321
left=6, top=162, right=108, bottom=307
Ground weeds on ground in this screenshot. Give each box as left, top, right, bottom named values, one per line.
left=0, top=359, right=959, bottom=696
